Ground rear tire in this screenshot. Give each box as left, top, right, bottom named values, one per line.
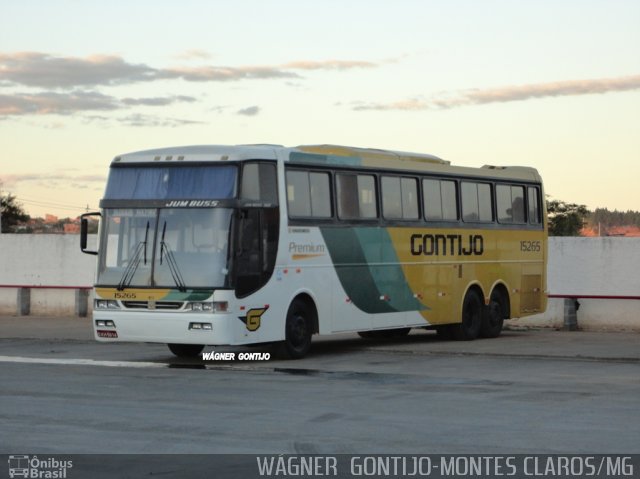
left=480, top=291, right=505, bottom=338
left=167, top=343, right=204, bottom=358
left=452, top=289, right=482, bottom=340
left=276, top=299, right=313, bottom=359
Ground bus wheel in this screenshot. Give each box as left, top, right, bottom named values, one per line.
left=167, top=343, right=204, bottom=358
left=278, top=299, right=313, bottom=359
left=480, top=292, right=505, bottom=338
left=452, top=289, right=482, bottom=340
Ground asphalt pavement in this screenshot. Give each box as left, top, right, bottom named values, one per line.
left=1, top=315, right=639, bottom=456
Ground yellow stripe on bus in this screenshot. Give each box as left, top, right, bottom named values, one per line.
left=95, top=288, right=172, bottom=301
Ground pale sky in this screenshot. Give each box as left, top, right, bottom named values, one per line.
left=1, top=0, right=639, bottom=218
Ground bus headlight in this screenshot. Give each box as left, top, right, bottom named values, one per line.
left=95, top=320, right=116, bottom=327
left=95, top=300, right=120, bottom=310
left=184, top=301, right=228, bottom=313
left=189, top=322, right=213, bottom=330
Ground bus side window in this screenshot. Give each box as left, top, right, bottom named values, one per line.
left=382, top=176, right=418, bottom=220
left=336, top=174, right=358, bottom=218
left=309, top=172, right=332, bottom=217
left=462, top=182, right=493, bottom=222
left=337, top=173, right=377, bottom=219
left=401, top=178, right=419, bottom=219
left=441, top=180, right=458, bottom=220
left=286, top=170, right=312, bottom=217
left=424, top=179, right=458, bottom=221
left=497, top=184, right=525, bottom=224
left=528, top=187, right=541, bottom=224
left=382, top=176, right=402, bottom=218
left=512, top=186, right=525, bottom=223
left=358, top=175, right=377, bottom=218
left=285, top=170, right=332, bottom=218
left=241, top=163, right=278, bottom=203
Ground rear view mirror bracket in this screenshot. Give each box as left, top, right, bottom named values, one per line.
left=80, top=212, right=101, bottom=255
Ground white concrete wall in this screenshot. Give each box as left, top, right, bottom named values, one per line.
left=0, top=235, right=638, bottom=329
left=0, top=234, right=96, bottom=286
left=30, top=289, right=81, bottom=316
left=0, top=289, right=16, bottom=315
left=0, top=234, right=96, bottom=316
left=547, top=237, right=639, bottom=297
left=519, top=297, right=640, bottom=331
left=510, top=237, right=640, bottom=331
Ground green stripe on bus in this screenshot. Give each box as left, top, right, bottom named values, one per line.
left=321, top=228, right=428, bottom=314
left=164, top=290, right=214, bottom=301
left=320, top=228, right=395, bottom=314
left=353, top=228, right=428, bottom=313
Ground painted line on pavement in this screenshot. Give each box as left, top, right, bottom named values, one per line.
left=0, top=355, right=167, bottom=369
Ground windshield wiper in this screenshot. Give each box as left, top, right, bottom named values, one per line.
left=160, top=221, right=186, bottom=292
left=117, top=221, right=149, bottom=291
left=143, top=220, right=149, bottom=265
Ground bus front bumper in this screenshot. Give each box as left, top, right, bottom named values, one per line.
left=92, top=310, right=241, bottom=345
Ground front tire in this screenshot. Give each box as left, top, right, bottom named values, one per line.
left=167, top=343, right=204, bottom=358
left=277, top=299, right=313, bottom=359
left=452, top=289, right=482, bottom=340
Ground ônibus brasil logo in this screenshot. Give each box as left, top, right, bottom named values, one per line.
left=8, top=455, right=73, bottom=478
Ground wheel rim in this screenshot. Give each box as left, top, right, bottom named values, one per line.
left=289, top=312, right=309, bottom=349
left=488, top=301, right=502, bottom=327
left=463, top=296, right=480, bottom=328
left=458, top=291, right=482, bottom=340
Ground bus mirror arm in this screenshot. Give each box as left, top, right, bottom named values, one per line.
left=80, top=212, right=101, bottom=255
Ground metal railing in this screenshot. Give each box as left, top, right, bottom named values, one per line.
left=547, top=294, right=640, bottom=330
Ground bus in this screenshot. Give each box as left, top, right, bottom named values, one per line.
left=81, top=144, right=547, bottom=359
left=8, top=455, right=30, bottom=478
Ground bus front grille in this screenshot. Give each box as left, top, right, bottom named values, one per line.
left=122, top=301, right=183, bottom=310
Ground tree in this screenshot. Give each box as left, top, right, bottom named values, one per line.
left=590, top=208, right=640, bottom=229
left=547, top=198, right=588, bottom=236
left=0, top=193, right=30, bottom=233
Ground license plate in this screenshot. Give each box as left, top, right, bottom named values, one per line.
left=97, top=330, right=118, bottom=338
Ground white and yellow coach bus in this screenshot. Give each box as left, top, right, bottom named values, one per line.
left=80, top=144, right=547, bottom=359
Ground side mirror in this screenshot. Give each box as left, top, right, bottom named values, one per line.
left=80, top=212, right=101, bottom=255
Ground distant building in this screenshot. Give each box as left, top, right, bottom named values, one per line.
left=18, top=214, right=81, bottom=234
left=64, top=223, right=80, bottom=234
left=581, top=225, right=640, bottom=237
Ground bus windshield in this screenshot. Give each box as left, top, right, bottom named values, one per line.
left=97, top=208, right=233, bottom=289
